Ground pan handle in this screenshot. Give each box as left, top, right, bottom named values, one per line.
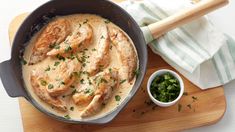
left=148, top=0, right=228, bottom=39
left=0, top=60, right=28, bottom=99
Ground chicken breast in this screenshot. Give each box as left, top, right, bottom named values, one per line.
left=29, top=18, right=71, bottom=65
left=30, top=70, right=67, bottom=111
left=108, top=25, right=137, bottom=82
left=80, top=68, right=119, bottom=117
left=87, top=25, right=110, bottom=75
left=72, top=83, right=95, bottom=106
left=47, top=24, right=93, bottom=56
left=47, top=59, right=82, bottom=97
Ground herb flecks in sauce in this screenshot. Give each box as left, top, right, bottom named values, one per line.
left=70, top=107, right=74, bottom=111
left=40, top=80, right=47, bottom=86
left=104, top=19, right=110, bottom=24
left=48, top=84, right=54, bottom=89
left=64, top=115, right=71, bottom=119
left=83, top=19, right=89, bottom=24
left=119, top=79, right=127, bottom=84
left=20, top=57, right=27, bottom=65
left=115, top=95, right=121, bottom=101
left=45, top=66, right=50, bottom=71
left=54, top=61, right=60, bottom=66
left=134, top=68, right=140, bottom=78
left=54, top=45, right=60, bottom=49
left=56, top=54, right=65, bottom=61
left=65, top=46, right=72, bottom=53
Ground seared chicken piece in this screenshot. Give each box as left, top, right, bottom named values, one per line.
left=30, top=70, right=67, bottom=111
left=47, top=24, right=93, bottom=56
left=80, top=69, right=119, bottom=117
left=47, top=59, right=82, bottom=97
left=108, top=25, right=137, bottom=82
left=72, top=83, right=95, bottom=106
left=29, top=18, right=71, bottom=65
left=87, top=25, right=110, bottom=75
left=73, top=92, right=94, bottom=106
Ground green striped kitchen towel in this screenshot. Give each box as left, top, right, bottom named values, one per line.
left=120, top=0, right=235, bottom=89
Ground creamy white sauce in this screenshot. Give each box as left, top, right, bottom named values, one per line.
left=22, top=14, right=138, bottom=120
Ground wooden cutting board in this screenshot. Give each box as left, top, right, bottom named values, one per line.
left=9, top=4, right=226, bottom=132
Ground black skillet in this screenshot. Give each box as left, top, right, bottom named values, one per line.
left=0, top=0, right=228, bottom=124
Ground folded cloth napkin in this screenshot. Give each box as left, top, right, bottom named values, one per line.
left=120, top=0, right=235, bottom=89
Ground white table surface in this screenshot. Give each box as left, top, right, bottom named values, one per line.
left=0, top=0, right=235, bottom=132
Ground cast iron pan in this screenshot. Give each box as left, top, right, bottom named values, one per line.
left=0, top=0, right=228, bottom=124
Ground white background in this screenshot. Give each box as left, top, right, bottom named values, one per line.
left=0, top=0, right=235, bottom=132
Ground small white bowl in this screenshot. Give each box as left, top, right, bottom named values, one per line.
left=147, top=69, right=184, bottom=107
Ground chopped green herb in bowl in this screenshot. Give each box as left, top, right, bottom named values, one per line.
left=147, top=69, right=184, bottom=107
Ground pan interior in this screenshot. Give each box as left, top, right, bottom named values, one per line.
left=12, top=0, right=147, bottom=123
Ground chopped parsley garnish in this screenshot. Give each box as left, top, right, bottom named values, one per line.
left=54, top=45, right=60, bottom=49
left=100, top=78, right=108, bottom=83
left=40, top=80, right=47, bottom=86
left=56, top=54, right=65, bottom=61
left=134, top=68, right=140, bottom=78
left=49, top=43, right=56, bottom=49
left=80, top=79, right=85, bottom=84
left=119, top=79, right=127, bottom=84
left=110, top=45, right=113, bottom=50
left=82, top=71, right=89, bottom=75
left=70, top=107, right=74, bottom=111
left=92, top=48, right=97, bottom=51
left=64, top=40, right=70, bottom=45
left=71, top=89, right=77, bottom=95
left=48, top=84, right=54, bottom=89
left=65, top=46, right=72, bottom=53
left=150, top=72, right=180, bottom=103
left=96, top=77, right=108, bottom=86
left=101, top=35, right=105, bottom=39
left=64, top=115, right=71, bottom=119
left=82, top=63, right=86, bottom=67
left=109, top=68, right=112, bottom=73
left=20, top=57, right=27, bottom=65
left=54, top=61, right=60, bottom=66
left=88, top=78, right=92, bottom=85
left=83, top=19, right=88, bottom=24
left=84, top=88, right=90, bottom=94
left=67, top=54, right=75, bottom=60
left=45, top=66, right=50, bottom=71
left=73, top=72, right=81, bottom=79
left=104, top=19, right=110, bottom=24
left=61, top=81, right=65, bottom=85
left=115, top=95, right=121, bottom=101
left=84, top=88, right=93, bottom=95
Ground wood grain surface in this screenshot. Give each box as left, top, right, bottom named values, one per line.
left=8, top=2, right=226, bottom=132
